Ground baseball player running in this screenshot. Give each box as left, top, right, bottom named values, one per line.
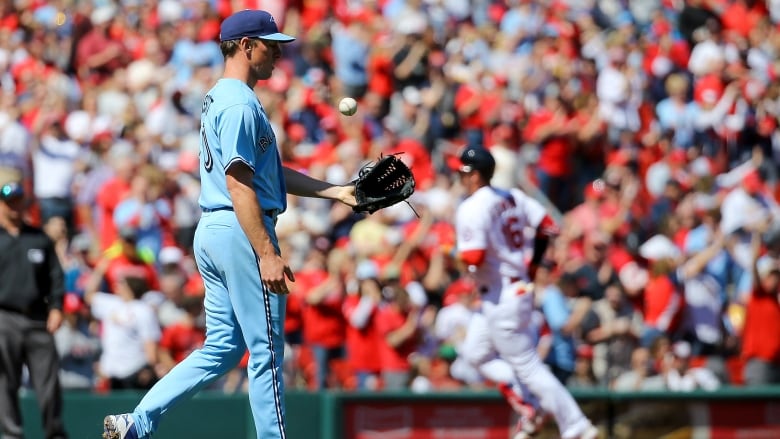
left=455, top=146, right=598, bottom=439
left=102, top=9, right=356, bottom=439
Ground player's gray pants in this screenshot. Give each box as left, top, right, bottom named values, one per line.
left=131, top=210, right=286, bottom=439
left=0, top=309, right=67, bottom=439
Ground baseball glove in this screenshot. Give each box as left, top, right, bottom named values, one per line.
left=352, top=153, right=416, bottom=215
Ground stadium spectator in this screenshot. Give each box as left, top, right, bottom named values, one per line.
left=560, top=181, right=606, bottom=250
left=75, top=4, right=130, bottom=85
left=613, top=347, right=656, bottom=392
left=85, top=269, right=161, bottom=391
left=637, top=234, right=684, bottom=347
left=376, top=283, right=422, bottom=390
left=31, top=118, right=80, bottom=232
left=43, top=214, right=71, bottom=267
left=148, top=264, right=189, bottom=329
left=93, top=143, right=137, bottom=252
left=155, top=295, right=205, bottom=378
left=113, top=164, right=173, bottom=263
left=664, top=340, right=721, bottom=391
left=655, top=73, right=699, bottom=150
left=167, top=19, right=223, bottom=87
left=522, top=82, right=577, bottom=212
left=0, top=111, right=31, bottom=173
left=298, top=246, right=347, bottom=390
left=568, top=344, right=599, bottom=390
left=62, top=232, right=95, bottom=298
left=741, top=224, right=780, bottom=385
left=54, top=293, right=100, bottom=390
left=674, top=227, right=729, bottom=358
left=99, top=226, right=159, bottom=294
left=164, top=152, right=201, bottom=253
left=330, top=18, right=370, bottom=100
left=583, top=281, right=644, bottom=386
left=596, top=46, right=643, bottom=143
left=538, top=263, right=578, bottom=384
left=433, top=276, right=481, bottom=387
left=342, top=259, right=383, bottom=390
left=73, top=133, right=123, bottom=244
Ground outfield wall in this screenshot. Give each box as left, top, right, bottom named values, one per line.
left=13, top=386, right=780, bottom=439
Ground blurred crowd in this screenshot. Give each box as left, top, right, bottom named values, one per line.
left=2, top=0, right=780, bottom=395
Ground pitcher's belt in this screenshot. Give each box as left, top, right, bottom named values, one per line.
left=202, top=206, right=280, bottom=221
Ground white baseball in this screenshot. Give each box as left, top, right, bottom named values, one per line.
left=338, top=97, right=358, bottom=116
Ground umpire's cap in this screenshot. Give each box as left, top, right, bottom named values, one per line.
left=459, top=146, right=495, bottom=179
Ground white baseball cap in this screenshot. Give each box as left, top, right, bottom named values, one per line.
left=159, top=246, right=184, bottom=266
left=672, top=341, right=691, bottom=359
left=639, top=235, right=681, bottom=261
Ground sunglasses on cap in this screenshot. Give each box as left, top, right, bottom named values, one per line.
left=0, top=182, right=23, bottom=201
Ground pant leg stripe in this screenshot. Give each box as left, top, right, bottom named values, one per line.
left=260, top=278, right=286, bottom=439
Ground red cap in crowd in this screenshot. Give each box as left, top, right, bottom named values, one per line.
left=443, top=278, right=476, bottom=307
left=584, top=179, right=606, bottom=201
left=742, top=169, right=765, bottom=195
left=577, top=344, right=594, bottom=360
left=63, top=293, right=84, bottom=314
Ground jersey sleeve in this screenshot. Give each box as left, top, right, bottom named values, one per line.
left=514, top=189, right=547, bottom=229
left=217, top=104, right=261, bottom=172
left=455, top=202, right=489, bottom=252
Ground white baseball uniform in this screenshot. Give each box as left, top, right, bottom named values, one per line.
left=456, top=186, right=595, bottom=439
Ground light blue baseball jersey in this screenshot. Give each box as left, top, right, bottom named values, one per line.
left=198, top=78, right=286, bottom=213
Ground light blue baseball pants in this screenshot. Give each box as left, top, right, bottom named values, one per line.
left=129, top=210, right=287, bottom=438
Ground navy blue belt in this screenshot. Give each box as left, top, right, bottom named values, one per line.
left=201, top=206, right=234, bottom=213
left=202, top=206, right=280, bottom=220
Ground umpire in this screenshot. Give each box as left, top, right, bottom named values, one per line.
left=0, top=167, right=68, bottom=439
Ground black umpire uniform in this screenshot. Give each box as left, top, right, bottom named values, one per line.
left=0, top=169, right=68, bottom=439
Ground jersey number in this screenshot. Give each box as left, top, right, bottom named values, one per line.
left=201, top=127, right=213, bottom=173
left=201, top=95, right=214, bottom=173
left=502, top=216, right=524, bottom=250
